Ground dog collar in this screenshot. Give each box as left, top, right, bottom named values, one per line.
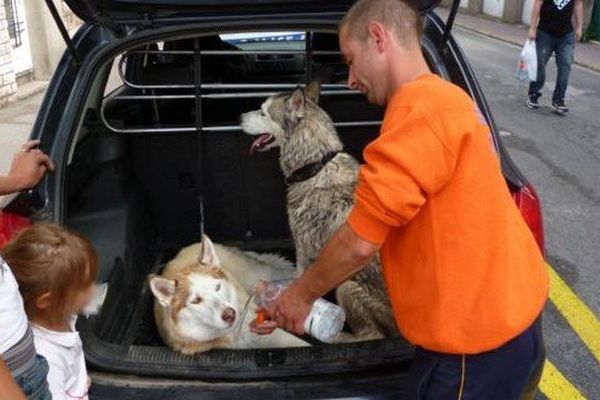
left=285, top=151, right=340, bottom=185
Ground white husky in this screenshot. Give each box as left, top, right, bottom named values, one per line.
left=149, top=235, right=309, bottom=355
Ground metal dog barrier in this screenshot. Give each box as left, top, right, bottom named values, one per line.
left=100, top=32, right=383, bottom=135
left=99, top=33, right=384, bottom=240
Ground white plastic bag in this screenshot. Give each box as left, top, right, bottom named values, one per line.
left=516, top=40, right=538, bottom=82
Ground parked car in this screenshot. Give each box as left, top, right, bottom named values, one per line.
left=0, top=0, right=544, bottom=398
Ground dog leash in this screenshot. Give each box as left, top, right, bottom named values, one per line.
left=234, top=289, right=258, bottom=339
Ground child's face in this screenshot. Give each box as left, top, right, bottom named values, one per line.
left=71, top=283, right=96, bottom=315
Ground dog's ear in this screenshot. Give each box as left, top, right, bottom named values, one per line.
left=285, top=88, right=306, bottom=128
left=199, top=234, right=221, bottom=266
left=304, top=80, right=321, bottom=103
left=149, top=276, right=176, bottom=307
left=287, top=88, right=306, bottom=115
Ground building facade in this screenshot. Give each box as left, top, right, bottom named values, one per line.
left=0, top=0, right=81, bottom=106
left=453, top=0, right=596, bottom=31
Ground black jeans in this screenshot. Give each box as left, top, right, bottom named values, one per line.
left=528, top=30, right=576, bottom=104
left=404, top=316, right=545, bottom=400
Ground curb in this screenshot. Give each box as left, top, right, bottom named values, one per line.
left=16, top=81, right=48, bottom=102
left=0, top=81, right=48, bottom=110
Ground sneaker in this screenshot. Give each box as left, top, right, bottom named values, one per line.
left=527, top=94, right=540, bottom=109
left=552, top=101, right=569, bottom=115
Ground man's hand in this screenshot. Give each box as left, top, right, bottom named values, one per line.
left=249, top=223, right=380, bottom=337
left=250, top=280, right=314, bottom=336
left=575, top=27, right=583, bottom=41
left=249, top=312, right=278, bottom=335
left=528, top=28, right=537, bottom=40
left=3, top=140, right=55, bottom=193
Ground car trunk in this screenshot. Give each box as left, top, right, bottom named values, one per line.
left=61, top=26, right=430, bottom=379
left=56, top=13, right=519, bottom=379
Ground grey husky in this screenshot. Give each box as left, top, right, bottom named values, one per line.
left=240, top=81, right=398, bottom=340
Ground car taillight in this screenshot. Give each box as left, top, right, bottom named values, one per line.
left=511, top=183, right=545, bottom=254
left=0, top=211, right=31, bottom=248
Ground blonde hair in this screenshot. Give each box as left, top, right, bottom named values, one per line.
left=340, top=0, right=423, bottom=48
left=0, top=223, right=98, bottom=324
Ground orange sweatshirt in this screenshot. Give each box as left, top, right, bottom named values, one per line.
left=347, top=74, right=548, bottom=354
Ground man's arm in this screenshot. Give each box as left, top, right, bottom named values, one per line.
left=529, top=0, right=543, bottom=39
left=0, top=140, right=54, bottom=195
left=0, top=176, right=21, bottom=195
left=0, top=357, right=27, bottom=400
left=251, top=223, right=381, bottom=335
left=574, top=0, right=584, bottom=41
left=296, top=223, right=380, bottom=302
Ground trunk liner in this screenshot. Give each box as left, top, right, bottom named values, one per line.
left=79, top=246, right=414, bottom=379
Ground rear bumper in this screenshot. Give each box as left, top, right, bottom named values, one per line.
left=89, top=368, right=408, bottom=399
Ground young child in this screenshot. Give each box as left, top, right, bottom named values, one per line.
left=1, top=223, right=98, bottom=400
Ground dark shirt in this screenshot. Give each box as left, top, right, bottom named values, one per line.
left=538, top=0, right=576, bottom=36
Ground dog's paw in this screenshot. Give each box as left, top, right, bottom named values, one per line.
left=329, top=331, right=357, bottom=344
left=178, top=344, right=201, bottom=355
left=333, top=330, right=385, bottom=344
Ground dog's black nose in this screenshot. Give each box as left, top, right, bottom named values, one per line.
left=222, top=307, right=236, bottom=324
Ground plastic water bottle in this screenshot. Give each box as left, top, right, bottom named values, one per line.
left=255, top=280, right=346, bottom=344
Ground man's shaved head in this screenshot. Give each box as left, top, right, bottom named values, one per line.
left=340, top=0, right=422, bottom=49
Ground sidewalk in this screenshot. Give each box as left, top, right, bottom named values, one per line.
left=0, top=90, right=45, bottom=207
left=437, top=8, right=600, bottom=72
left=0, top=91, right=44, bottom=176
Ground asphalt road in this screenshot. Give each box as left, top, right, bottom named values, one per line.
left=454, top=27, right=600, bottom=399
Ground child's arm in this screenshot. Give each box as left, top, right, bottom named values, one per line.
left=0, top=357, right=27, bottom=400
left=43, top=352, right=71, bottom=400
left=0, top=140, right=55, bottom=195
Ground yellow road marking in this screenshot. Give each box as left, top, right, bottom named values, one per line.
left=538, top=263, right=600, bottom=399
left=539, top=360, right=586, bottom=400
left=547, top=264, right=600, bottom=365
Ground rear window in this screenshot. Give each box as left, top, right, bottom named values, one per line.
left=101, top=31, right=381, bottom=135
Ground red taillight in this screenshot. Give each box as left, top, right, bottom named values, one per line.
left=512, top=183, right=545, bottom=254
left=0, top=211, right=31, bottom=248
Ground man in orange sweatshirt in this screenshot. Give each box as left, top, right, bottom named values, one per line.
left=251, top=0, right=548, bottom=398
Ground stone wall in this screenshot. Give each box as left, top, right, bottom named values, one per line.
left=0, top=2, right=16, bottom=107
